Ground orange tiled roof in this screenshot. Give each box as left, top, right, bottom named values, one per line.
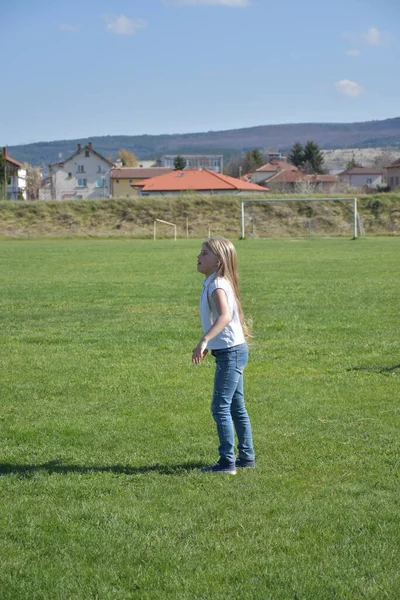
left=1, top=147, right=23, bottom=168
left=255, top=160, right=297, bottom=173
left=111, top=167, right=173, bottom=179
left=132, top=169, right=268, bottom=192
left=265, top=170, right=307, bottom=184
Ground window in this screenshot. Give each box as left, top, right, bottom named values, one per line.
left=96, top=178, right=106, bottom=188
left=68, top=172, right=72, bottom=178
left=390, top=177, right=394, bottom=187
left=77, top=178, right=87, bottom=187
left=77, top=165, right=85, bottom=173
left=366, top=178, right=372, bottom=185
left=396, top=176, right=399, bottom=187
left=116, top=180, right=119, bottom=184
left=129, top=179, right=132, bottom=183
left=97, top=165, right=105, bottom=173
left=85, top=151, right=90, bottom=157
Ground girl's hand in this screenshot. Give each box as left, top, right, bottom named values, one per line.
left=192, top=341, right=208, bottom=365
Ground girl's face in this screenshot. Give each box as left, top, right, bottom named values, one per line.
left=197, top=243, right=219, bottom=276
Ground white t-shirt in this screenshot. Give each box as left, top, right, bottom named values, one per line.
left=200, top=273, right=245, bottom=350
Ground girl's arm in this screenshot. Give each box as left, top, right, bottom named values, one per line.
left=192, top=288, right=231, bottom=364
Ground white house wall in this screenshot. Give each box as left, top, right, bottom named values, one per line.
left=7, top=168, right=26, bottom=200
left=50, top=150, right=112, bottom=200
left=250, top=172, right=275, bottom=184
left=340, top=174, right=382, bottom=188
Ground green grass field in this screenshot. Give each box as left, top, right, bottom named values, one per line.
left=1, top=237, right=399, bottom=599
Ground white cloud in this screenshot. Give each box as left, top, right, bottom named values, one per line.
left=343, top=26, right=391, bottom=49
left=346, top=49, right=361, bottom=57
left=335, top=79, right=365, bottom=98
left=59, top=23, right=79, bottom=33
left=363, top=27, right=385, bottom=46
left=163, top=0, right=250, bottom=7
left=105, top=15, right=147, bottom=35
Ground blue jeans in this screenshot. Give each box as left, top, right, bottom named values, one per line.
left=210, top=344, right=255, bottom=464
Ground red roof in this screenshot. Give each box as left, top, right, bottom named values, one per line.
left=111, top=167, right=173, bottom=179
left=265, top=170, right=307, bottom=184
left=2, top=147, right=22, bottom=168
left=255, top=159, right=297, bottom=173
left=339, top=166, right=384, bottom=175
left=132, top=169, right=268, bottom=192
left=386, top=158, right=400, bottom=169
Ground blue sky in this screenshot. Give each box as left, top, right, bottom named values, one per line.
left=1, top=0, right=399, bottom=146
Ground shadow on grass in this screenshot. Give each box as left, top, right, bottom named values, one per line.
left=0, top=460, right=206, bottom=478
left=347, top=364, right=400, bottom=374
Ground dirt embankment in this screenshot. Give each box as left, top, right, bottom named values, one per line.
left=1, top=193, right=399, bottom=238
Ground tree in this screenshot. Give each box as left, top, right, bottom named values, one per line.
left=117, top=149, right=138, bottom=167
left=24, top=163, right=42, bottom=200
left=345, top=157, right=360, bottom=170
left=287, top=142, right=305, bottom=168
left=224, top=154, right=242, bottom=177
left=287, top=141, right=324, bottom=174
left=173, top=155, right=186, bottom=170
left=303, top=140, right=324, bottom=174
left=372, top=150, right=398, bottom=169
left=244, top=149, right=264, bottom=171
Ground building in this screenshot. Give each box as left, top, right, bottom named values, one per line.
left=306, top=174, right=339, bottom=193
left=111, top=167, right=173, bottom=197
left=160, top=155, right=224, bottom=173
left=132, top=169, right=268, bottom=196
left=264, top=149, right=286, bottom=161
left=48, top=142, right=114, bottom=200
left=247, top=159, right=338, bottom=192
left=1, top=147, right=27, bottom=200
left=338, top=166, right=384, bottom=189
left=248, top=159, right=299, bottom=185
left=385, top=158, right=400, bottom=189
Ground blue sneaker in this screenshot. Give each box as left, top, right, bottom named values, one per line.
left=201, top=459, right=236, bottom=475
left=235, top=457, right=256, bottom=468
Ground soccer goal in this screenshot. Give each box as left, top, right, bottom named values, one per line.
left=240, top=197, right=361, bottom=239
left=153, top=219, right=177, bottom=241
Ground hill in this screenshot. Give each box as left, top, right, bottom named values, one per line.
left=5, top=117, right=400, bottom=166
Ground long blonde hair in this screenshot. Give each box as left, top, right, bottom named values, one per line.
left=204, top=236, right=252, bottom=339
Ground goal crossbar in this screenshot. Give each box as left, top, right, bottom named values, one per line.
left=154, top=219, right=177, bottom=241
left=240, top=198, right=359, bottom=239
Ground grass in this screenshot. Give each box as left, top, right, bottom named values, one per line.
left=0, top=237, right=399, bottom=599
left=0, top=192, right=399, bottom=238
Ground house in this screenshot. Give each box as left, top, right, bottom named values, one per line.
left=260, top=169, right=307, bottom=191
left=249, top=159, right=299, bottom=185
left=1, top=147, right=27, bottom=200
left=338, top=166, right=383, bottom=189
left=253, top=166, right=339, bottom=193
left=385, top=158, right=400, bottom=189
left=159, top=155, right=224, bottom=173
left=111, top=167, right=173, bottom=197
left=131, top=169, right=268, bottom=196
left=48, top=142, right=114, bottom=200
left=305, top=174, right=339, bottom=193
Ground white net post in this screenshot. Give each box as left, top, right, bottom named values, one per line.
left=154, top=219, right=177, bottom=241
left=240, top=198, right=359, bottom=239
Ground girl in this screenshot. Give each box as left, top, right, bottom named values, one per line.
left=192, top=236, right=255, bottom=475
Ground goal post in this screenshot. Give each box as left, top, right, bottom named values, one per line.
left=153, top=219, right=177, bottom=241
left=240, top=197, right=359, bottom=239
